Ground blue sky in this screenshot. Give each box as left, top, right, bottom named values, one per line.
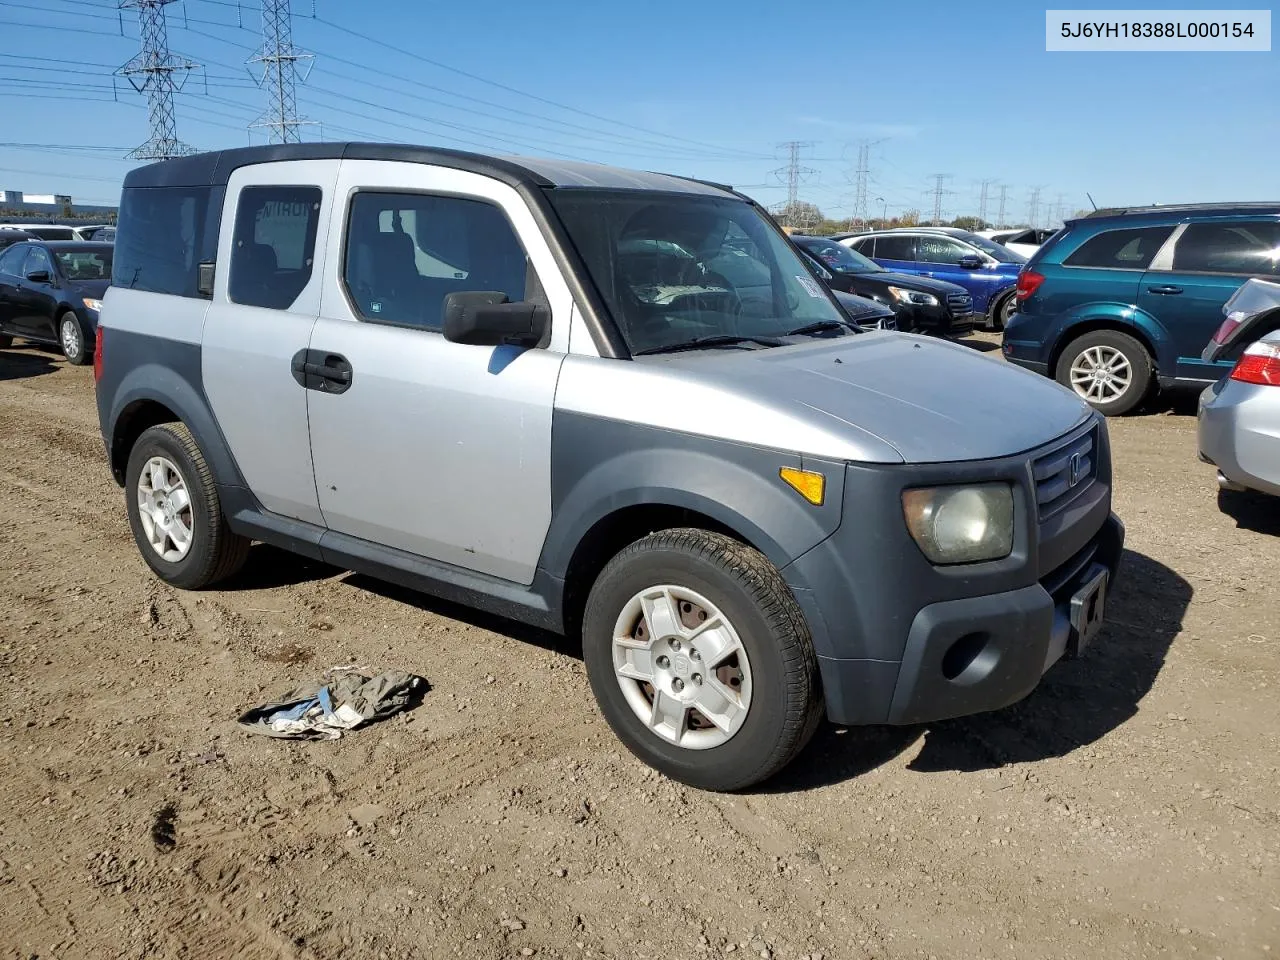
left=0, top=0, right=1275, bottom=224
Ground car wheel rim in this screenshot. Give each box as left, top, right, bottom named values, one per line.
left=136, top=455, right=194, bottom=562
left=611, top=584, right=753, bottom=751
left=1069, top=345, right=1132, bottom=403
left=1000, top=296, right=1015, bottom=324
left=60, top=319, right=81, bottom=359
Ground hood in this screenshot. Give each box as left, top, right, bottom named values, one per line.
left=863, top=271, right=970, bottom=297
left=66, top=278, right=110, bottom=300
left=833, top=289, right=893, bottom=321
left=661, top=333, right=1091, bottom=464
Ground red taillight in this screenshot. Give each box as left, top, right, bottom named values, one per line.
left=93, top=326, right=104, bottom=382
left=1015, top=270, right=1045, bottom=301
left=1211, top=313, right=1244, bottom=345
left=1229, top=340, right=1280, bottom=386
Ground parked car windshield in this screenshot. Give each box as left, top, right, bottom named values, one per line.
left=547, top=190, right=849, bottom=354
left=959, top=233, right=1027, bottom=263
left=795, top=237, right=884, bottom=274
left=54, top=247, right=113, bottom=280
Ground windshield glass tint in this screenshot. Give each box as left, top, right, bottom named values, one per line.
left=54, top=248, right=113, bottom=280
left=960, top=233, right=1027, bottom=263
left=547, top=190, right=847, bottom=354
left=797, top=237, right=882, bottom=273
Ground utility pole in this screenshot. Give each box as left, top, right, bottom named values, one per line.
left=772, top=141, right=815, bottom=228
left=1027, top=187, right=1043, bottom=229
left=996, top=183, right=1009, bottom=228
left=977, top=178, right=996, bottom=227
left=929, top=173, right=952, bottom=225
left=117, top=0, right=199, bottom=160
left=249, top=0, right=315, bottom=143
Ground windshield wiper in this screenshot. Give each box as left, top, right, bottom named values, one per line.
left=785, top=319, right=858, bottom=337
left=633, top=334, right=785, bottom=356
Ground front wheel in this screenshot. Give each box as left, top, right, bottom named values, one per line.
left=59, top=313, right=89, bottom=365
left=1054, top=329, right=1153, bottom=416
left=582, top=529, right=822, bottom=792
left=989, top=291, right=1016, bottom=331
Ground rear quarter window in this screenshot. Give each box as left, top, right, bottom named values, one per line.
left=113, top=185, right=221, bottom=298
left=1062, top=225, right=1175, bottom=270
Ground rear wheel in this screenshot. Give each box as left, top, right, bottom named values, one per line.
left=989, top=291, right=1016, bottom=331
left=1054, top=329, right=1153, bottom=416
left=124, top=423, right=250, bottom=589
left=58, top=313, right=88, bottom=365
left=582, top=528, right=822, bottom=792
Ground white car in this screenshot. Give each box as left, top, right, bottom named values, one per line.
left=977, top=228, right=1057, bottom=259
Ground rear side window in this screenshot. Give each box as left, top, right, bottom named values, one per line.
left=1171, top=221, right=1280, bottom=276
left=228, top=186, right=322, bottom=310
left=1063, top=226, right=1174, bottom=270
left=113, top=185, right=220, bottom=298
left=342, top=191, right=535, bottom=331
left=848, top=236, right=875, bottom=256
left=874, top=235, right=916, bottom=260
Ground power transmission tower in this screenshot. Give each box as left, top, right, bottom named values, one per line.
left=929, top=173, right=953, bottom=225
left=1053, top=192, right=1066, bottom=226
left=771, top=141, right=816, bottom=228
left=977, top=179, right=996, bottom=226
left=1027, top=187, right=1043, bottom=229
left=848, top=138, right=887, bottom=225
left=249, top=0, right=315, bottom=143
left=996, top=183, right=1009, bottom=228
left=116, top=0, right=199, bottom=160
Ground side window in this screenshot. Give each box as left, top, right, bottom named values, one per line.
left=113, top=185, right=220, bottom=298
left=916, top=236, right=972, bottom=265
left=1063, top=226, right=1174, bottom=270
left=343, top=191, right=536, bottom=332
left=0, top=245, right=26, bottom=275
left=23, top=246, right=52, bottom=277
left=1171, top=221, right=1280, bottom=276
left=849, top=237, right=875, bottom=257
left=874, top=235, right=916, bottom=260
left=228, top=186, right=321, bottom=310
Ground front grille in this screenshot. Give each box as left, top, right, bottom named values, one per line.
left=1032, top=426, right=1097, bottom=518
left=946, top=293, right=973, bottom=316
left=1040, top=537, right=1099, bottom=604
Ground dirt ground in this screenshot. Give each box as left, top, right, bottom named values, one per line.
left=1, top=334, right=1278, bottom=960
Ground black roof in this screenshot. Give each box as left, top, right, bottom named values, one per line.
left=24, top=240, right=113, bottom=250
left=121, top=142, right=740, bottom=198
left=1084, top=202, right=1280, bottom=220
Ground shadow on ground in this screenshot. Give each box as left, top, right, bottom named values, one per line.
left=1217, top=488, right=1280, bottom=536
left=956, top=337, right=1002, bottom=354
left=219, top=544, right=341, bottom=591
left=0, top=347, right=58, bottom=381
left=1139, top=384, right=1203, bottom=418
left=763, top=548, right=1189, bottom=790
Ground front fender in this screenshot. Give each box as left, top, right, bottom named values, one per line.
left=539, top=417, right=846, bottom=580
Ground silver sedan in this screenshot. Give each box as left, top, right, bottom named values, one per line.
left=1198, top=328, right=1280, bottom=497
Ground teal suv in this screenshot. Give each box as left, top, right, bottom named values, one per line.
left=1003, top=203, right=1280, bottom=415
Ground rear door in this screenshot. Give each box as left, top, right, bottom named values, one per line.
left=868, top=233, right=921, bottom=275
left=1139, top=218, right=1280, bottom=382
left=0, top=245, right=27, bottom=330
left=14, top=246, right=58, bottom=336
left=200, top=160, right=339, bottom=525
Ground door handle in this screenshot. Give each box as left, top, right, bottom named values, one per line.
left=291, top=349, right=353, bottom=393
left=1147, top=285, right=1183, bottom=295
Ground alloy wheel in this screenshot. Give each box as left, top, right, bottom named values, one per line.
left=1069, top=344, right=1132, bottom=404
left=136, top=456, right=194, bottom=562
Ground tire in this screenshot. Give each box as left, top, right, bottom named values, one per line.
left=581, top=528, right=823, bottom=792
left=988, top=291, right=1015, bottom=331
left=1054, top=329, right=1153, bottom=416
left=124, top=422, right=250, bottom=589
left=0, top=333, right=11, bottom=348
left=58, top=312, right=89, bottom=365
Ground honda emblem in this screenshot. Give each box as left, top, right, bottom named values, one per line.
left=1068, top=451, right=1086, bottom=487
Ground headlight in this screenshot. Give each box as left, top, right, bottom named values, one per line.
left=82, top=298, right=103, bottom=312
left=887, top=285, right=938, bottom=307
left=901, top=483, right=1014, bottom=564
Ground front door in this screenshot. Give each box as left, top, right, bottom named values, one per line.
left=0, top=245, right=28, bottom=330
left=913, top=234, right=1001, bottom=313
left=201, top=160, right=340, bottom=525
left=306, top=160, right=573, bottom=586
left=1138, top=218, right=1280, bottom=382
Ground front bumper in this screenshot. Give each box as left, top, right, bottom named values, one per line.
left=1197, top=378, right=1280, bottom=497
left=782, top=415, right=1124, bottom=726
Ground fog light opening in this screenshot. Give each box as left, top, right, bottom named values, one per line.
left=941, top=631, right=994, bottom=682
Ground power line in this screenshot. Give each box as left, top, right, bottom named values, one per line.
left=117, top=0, right=199, bottom=159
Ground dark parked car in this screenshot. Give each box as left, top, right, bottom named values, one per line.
left=1003, top=202, right=1280, bottom=415
left=793, top=235, right=974, bottom=335
left=0, top=240, right=112, bottom=364
left=830, top=289, right=897, bottom=330
left=0, top=229, right=37, bottom=251
left=835, top=227, right=1025, bottom=329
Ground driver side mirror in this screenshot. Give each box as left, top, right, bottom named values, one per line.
left=442, top=291, right=549, bottom=347
left=957, top=255, right=984, bottom=270
left=25, top=270, right=51, bottom=284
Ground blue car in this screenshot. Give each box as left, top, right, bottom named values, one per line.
left=835, top=227, right=1026, bottom=329
left=1002, top=203, right=1280, bottom=416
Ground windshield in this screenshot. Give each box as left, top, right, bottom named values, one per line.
left=795, top=237, right=883, bottom=274
left=54, top=248, right=113, bottom=281
left=546, top=189, right=849, bottom=355
left=957, top=233, right=1027, bottom=263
